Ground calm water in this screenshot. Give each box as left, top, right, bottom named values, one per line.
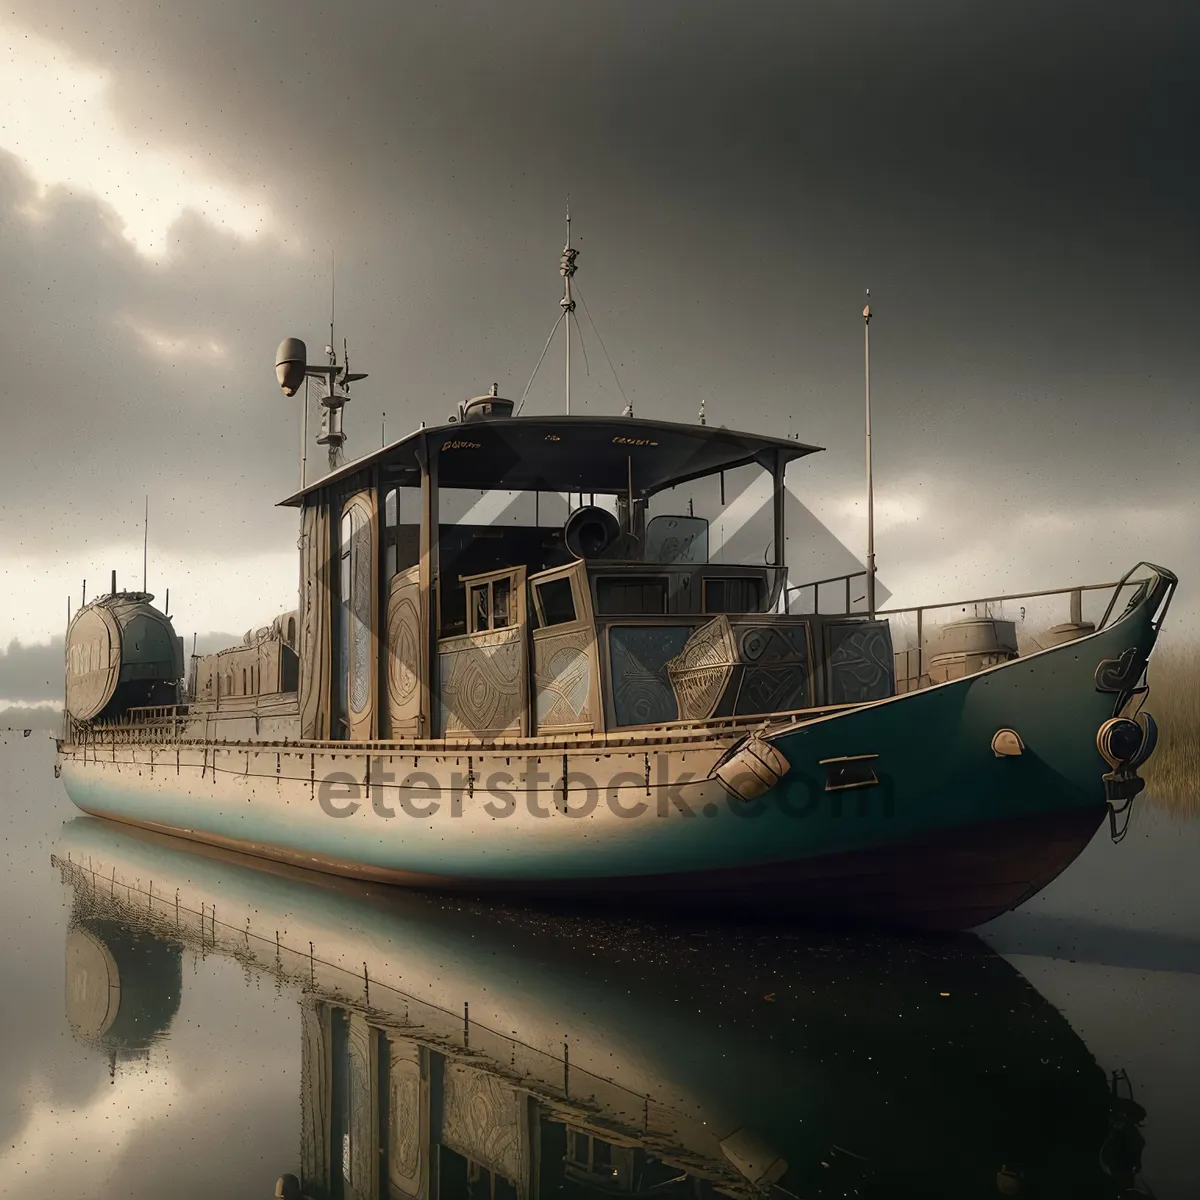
left=2, top=733, right=1198, bottom=1199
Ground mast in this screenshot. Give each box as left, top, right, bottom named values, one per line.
left=863, top=291, right=876, bottom=620
left=560, top=198, right=578, bottom=415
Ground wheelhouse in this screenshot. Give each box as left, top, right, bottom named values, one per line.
left=281, top=410, right=895, bottom=741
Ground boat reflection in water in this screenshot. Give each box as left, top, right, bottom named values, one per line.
left=54, top=816, right=1152, bottom=1199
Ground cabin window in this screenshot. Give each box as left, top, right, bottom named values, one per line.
left=437, top=486, right=573, bottom=634
left=536, top=576, right=577, bottom=627
left=464, top=571, right=520, bottom=634
left=645, top=461, right=780, bottom=566
left=383, top=486, right=420, bottom=580
left=384, top=487, right=398, bottom=579
left=492, top=576, right=512, bottom=627
left=571, top=1131, right=590, bottom=1164
left=644, top=514, right=710, bottom=564
left=596, top=576, right=668, bottom=616
left=471, top=584, right=489, bottom=633
left=704, top=576, right=764, bottom=614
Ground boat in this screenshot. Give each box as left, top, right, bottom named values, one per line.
left=54, top=229, right=1177, bottom=930
left=52, top=815, right=1154, bottom=1199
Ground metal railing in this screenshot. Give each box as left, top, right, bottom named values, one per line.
left=124, top=704, right=188, bottom=724
left=784, top=569, right=868, bottom=615
left=879, top=578, right=1125, bottom=693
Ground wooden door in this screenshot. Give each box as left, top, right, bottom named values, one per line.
left=437, top=566, right=528, bottom=737
left=530, top=561, right=602, bottom=733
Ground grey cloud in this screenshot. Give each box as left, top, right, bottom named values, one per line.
left=0, top=2, right=1196, bottom=635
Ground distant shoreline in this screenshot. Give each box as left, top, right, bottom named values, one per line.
left=0, top=706, right=62, bottom=732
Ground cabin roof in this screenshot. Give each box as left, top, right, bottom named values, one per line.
left=278, top=415, right=821, bottom=506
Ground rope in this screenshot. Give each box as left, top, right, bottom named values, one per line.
left=571, top=304, right=592, bottom=378
left=574, top=283, right=630, bottom=413
left=513, top=310, right=566, bottom=417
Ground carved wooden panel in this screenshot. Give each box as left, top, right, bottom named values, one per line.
left=386, top=566, right=423, bottom=738
left=534, top=626, right=596, bottom=729
left=665, top=616, right=735, bottom=721
left=386, top=1039, right=426, bottom=1200
left=440, top=1063, right=524, bottom=1186
left=731, top=622, right=811, bottom=715
left=299, top=501, right=334, bottom=739
left=826, top=621, right=895, bottom=704
left=607, top=625, right=692, bottom=727
left=344, top=490, right=379, bottom=743
left=438, top=626, right=526, bottom=736
left=300, top=1001, right=332, bottom=1194
left=346, top=1013, right=378, bottom=1200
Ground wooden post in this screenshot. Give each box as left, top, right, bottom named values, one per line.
left=376, top=468, right=389, bottom=739
left=417, top=437, right=440, bottom=737
left=772, top=449, right=786, bottom=572
left=916, top=608, right=924, bottom=688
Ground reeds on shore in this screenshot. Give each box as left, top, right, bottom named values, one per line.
left=1141, top=640, right=1200, bottom=816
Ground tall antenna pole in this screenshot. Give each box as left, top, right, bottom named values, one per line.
left=329, top=246, right=336, bottom=357
left=300, top=376, right=310, bottom=488
left=863, top=291, right=876, bottom=620
left=142, top=495, right=149, bottom=593
left=560, top=197, right=578, bottom=415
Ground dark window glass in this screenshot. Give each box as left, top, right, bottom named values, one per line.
left=440, top=583, right=467, bottom=636
left=596, top=577, right=668, bottom=615
left=705, top=577, right=764, bottom=613
left=570, top=1131, right=589, bottom=1165
left=471, top=584, right=489, bottom=633
left=339, top=512, right=353, bottom=601
left=492, top=577, right=512, bottom=628
left=538, top=577, right=577, bottom=626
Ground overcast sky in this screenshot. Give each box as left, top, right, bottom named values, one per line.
left=1, top=1, right=1197, bottom=701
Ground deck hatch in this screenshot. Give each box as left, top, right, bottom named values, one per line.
left=819, top=753, right=880, bottom=792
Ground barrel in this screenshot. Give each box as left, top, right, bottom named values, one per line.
left=926, top=617, right=1018, bottom=684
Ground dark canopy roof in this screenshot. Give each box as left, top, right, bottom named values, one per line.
left=279, top=414, right=821, bottom=507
